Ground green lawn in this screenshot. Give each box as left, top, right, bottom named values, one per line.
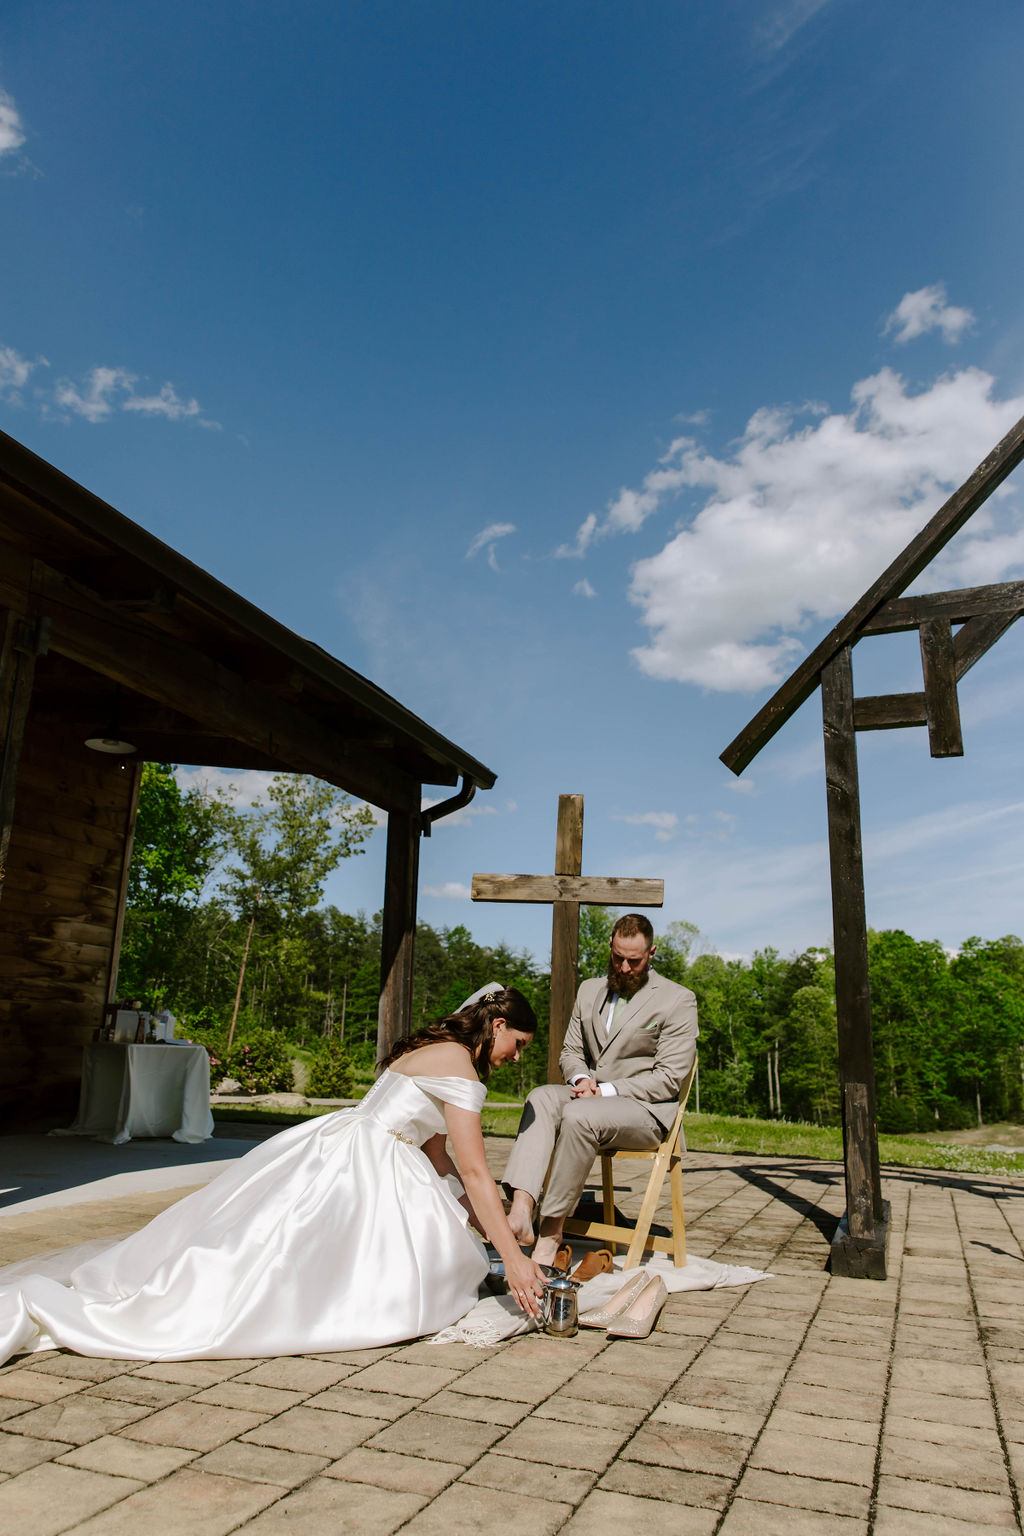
left=213, top=1101, right=1024, bottom=1177
left=681, top=1111, right=1024, bottom=1179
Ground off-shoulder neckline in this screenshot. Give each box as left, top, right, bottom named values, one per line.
left=385, top=1067, right=483, bottom=1088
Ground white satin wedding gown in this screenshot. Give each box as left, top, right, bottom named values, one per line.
left=0, top=1071, right=490, bottom=1364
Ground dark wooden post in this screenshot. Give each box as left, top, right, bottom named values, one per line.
left=0, top=613, right=48, bottom=906
left=377, top=795, right=421, bottom=1061
left=821, top=646, right=888, bottom=1278
left=549, top=793, right=584, bottom=1082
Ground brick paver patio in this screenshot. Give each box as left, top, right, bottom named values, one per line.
left=2, top=1136, right=1023, bottom=1533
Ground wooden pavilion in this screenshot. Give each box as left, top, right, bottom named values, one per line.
left=0, top=429, right=495, bottom=1124
left=722, top=409, right=1024, bottom=1278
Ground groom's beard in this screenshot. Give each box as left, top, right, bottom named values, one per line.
left=606, top=960, right=651, bottom=1001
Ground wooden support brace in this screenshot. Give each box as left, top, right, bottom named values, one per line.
left=919, top=617, right=963, bottom=758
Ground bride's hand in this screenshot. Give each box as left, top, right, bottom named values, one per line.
left=505, top=1251, right=546, bottom=1317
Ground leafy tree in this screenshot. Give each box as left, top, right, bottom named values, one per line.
left=222, top=776, right=375, bottom=1044
left=120, top=764, right=236, bottom=1005
left=578, top=906, right=617, bottom=979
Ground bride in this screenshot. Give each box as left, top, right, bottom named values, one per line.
left=0, top=987, right=548, bottom=1364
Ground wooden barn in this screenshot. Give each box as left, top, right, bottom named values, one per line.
left=0, top=430, right=495, bottom=1125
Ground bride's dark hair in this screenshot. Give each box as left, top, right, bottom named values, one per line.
left=379, top=986, right=537, bottom=1083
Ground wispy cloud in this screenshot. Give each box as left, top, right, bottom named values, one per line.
left=46, top=362, right=220, bottom=429
left=725, top=777, right=757, bottom=796
left=54, top=367, right=137, bottom=423
left=123, top=381, right=204, bottom=422
left=0, top=343, right=46, bottom=402
left=466, top=522, right=516, bottom=571
left=618, top=360, right=1024, bottom=692
left=754, top=0, right=833, bottom=53
left=573, top=578, right=596, bottom=599
left=614, top=810, right=679, bottom=842
left=0, top=88, right=25, bottom=155
left=423, top=881, right=472, bottom=900
left=884, top=283, right=974, bottom=345
left=174, top=766, right=385, bottom=828
left=556, top=513, right=594, bottom=560
left=421, top=793, right=513, bottom=830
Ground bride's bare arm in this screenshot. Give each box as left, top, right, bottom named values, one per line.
left=443, top=1102, right=546, bottom=1315
left=421, top=1133, right=486, bottom=1233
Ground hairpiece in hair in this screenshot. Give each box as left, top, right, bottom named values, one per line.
left=457, top=981, right=505, bottom=1011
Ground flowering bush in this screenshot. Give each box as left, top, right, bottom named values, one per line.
left=186, top=1020, right=294, bottom=1095
left=229, top=1031, right=295, bottom=1095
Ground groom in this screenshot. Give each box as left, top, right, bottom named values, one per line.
left=503, top=912, right=698, bottom=1268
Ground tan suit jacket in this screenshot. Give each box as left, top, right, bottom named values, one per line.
left=559, top=970, right=698, bottom=1134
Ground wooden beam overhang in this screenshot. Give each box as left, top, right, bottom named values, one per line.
left=721, top=410, right=1024, bottom=775
left=19, top=562, right=418, bottom=812
left=0, top=428, right=496, bottom=805
left=0, top=427, right=497, bottom=798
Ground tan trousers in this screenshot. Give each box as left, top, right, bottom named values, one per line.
left=502, top=1084, right=662, bottom=1223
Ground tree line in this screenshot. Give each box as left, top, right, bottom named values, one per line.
left=120, top=766, right=1024, bottom=1126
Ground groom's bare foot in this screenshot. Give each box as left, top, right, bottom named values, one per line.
left=507, top=1190, right=535, bottom=1247
left=532, top=1234, right=563, bottom=1268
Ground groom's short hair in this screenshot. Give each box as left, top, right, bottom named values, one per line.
left=611, top=913, right=655, bottom=949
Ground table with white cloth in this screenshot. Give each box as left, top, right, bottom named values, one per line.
left=53, top=1042, right=214, bottom=1146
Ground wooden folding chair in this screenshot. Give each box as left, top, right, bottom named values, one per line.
left=563, top=1055, right=697, bottom=1269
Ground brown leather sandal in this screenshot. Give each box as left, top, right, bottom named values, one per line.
left=552, top=1244, right=573, bottom=1273
left=570, top=1249, right=614, bottom=1283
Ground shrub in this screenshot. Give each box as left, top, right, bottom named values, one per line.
left=306, top=1044, right=356, bottom=1099
left=230, top=1030, right=295, bottom=1095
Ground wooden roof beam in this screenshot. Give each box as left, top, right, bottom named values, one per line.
left=32, top=566, right=422, bottom=811
left=860, top=580, right=1024, bottom=634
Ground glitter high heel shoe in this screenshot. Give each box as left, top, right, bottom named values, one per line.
left=605, top=1274, right=668, bottom=1339
left=577, top=1269, right=650, bottom=1329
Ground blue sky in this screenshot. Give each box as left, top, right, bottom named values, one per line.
left=3, top=1, right=1023, bottom=963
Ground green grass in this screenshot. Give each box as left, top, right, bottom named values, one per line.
left=684, top=1111, right=1024, bottom=1178
left=213, top=1101, right=1024, bottom=1177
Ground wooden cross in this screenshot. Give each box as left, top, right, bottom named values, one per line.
left=472, top=793, right=664, bottom=1082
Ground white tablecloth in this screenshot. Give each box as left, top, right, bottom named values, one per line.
left=53, top=1043, right=214, bottom=1146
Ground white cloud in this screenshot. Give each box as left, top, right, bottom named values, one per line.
left=725, top=777, right=757, bottom=795
left=884, top=283, right=974, bottom=345
left=54, top=366, right=136, bottom=422
left=0, top=89, right=25, bottom=155
left=122, top=382, right=201, bottom=421
left=421, top=793, right=504, bottom=829
left=0, top=343, right=45, bottom=401
left=556, top=511, right=598, bottom=559
left=423, top=881, right=472, bottom=900
left=615, top=811, right=678, bottom=842
left=573, top=578, right=597, bottom=599
left=623, top=365, right=1024, bottom=692
left=173, top=766, right=385, bottom=828
left=51, top=364, right=218, bottom=428
left=466, top=522, right=516, bottom=570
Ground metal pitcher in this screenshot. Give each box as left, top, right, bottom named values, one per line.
left=541, top=1274, right=579, bottom=1337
